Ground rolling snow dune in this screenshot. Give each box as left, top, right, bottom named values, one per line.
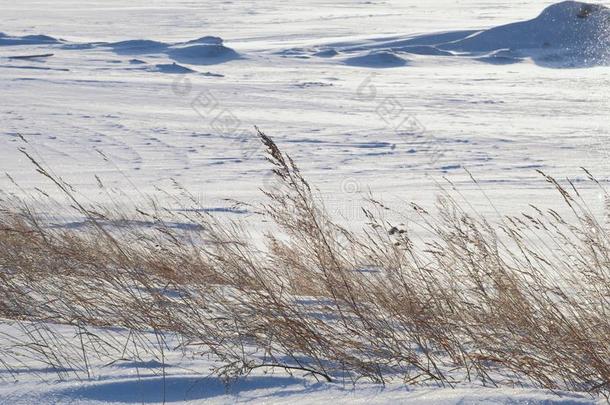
left=105, top=37, right=241, bottom=65
left=166, top=44, right=241, bottom=65
left=1, top=1, right=608, bottom=212
left=441, top=1, right=609, bottom=52
left=105, top=39, right=170, bottom=55
left=293, top=1, right=610, bottom=67
left=1, top=1, right=608, bottom=70
left=0, top=34, right=240, bottom=68
left=438, top=1, right=610, bottom=66
left=0, top=33, right=61, bottom=46
left=104, top=37, right=241, bottom=65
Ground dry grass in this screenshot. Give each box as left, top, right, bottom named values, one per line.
left=0, top=129, right=608, bottom=398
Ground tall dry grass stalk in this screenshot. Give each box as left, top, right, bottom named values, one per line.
left=0, top=129, right=608, bottom=398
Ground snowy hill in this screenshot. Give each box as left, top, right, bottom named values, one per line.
left=440, top=1, right=610, bottom=66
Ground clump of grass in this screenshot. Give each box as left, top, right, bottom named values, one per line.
left=0, top=129, right=608, bottom=399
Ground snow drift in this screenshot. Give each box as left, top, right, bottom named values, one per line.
left=0, top=31, right=240, bottom=68
left=303, top=1, right=610, bottom=68
left=0, top=33, right=61, bottom=46
left=5, top=2, right=607, bottom=68
left=105, top=36, right=240, bottom=65
left=106, top=39, right=169, bottom=55
left=439, top=1, right=610, bottom=66
left=150, top=63, right=195, bottom=74
left=167, top=44, right=240, bottom=65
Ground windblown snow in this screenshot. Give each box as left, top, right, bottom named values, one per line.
left=1, top=0, right=610, bottom=403
left=291, top=1, right=610, bottom=67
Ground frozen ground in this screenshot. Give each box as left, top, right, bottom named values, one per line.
left=1, top=0, right=609, bottom=403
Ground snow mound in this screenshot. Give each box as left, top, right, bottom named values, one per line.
left=150, top=62, right=196, bottom=74
left=344, top=51, right=409, bottom=68
left=443, top=2, right=609, bottom=52
left=183, top=36, right=224, bottom=45
left=101, top=36, right=240, bottom=65
left=0, top=33, right=61, bottom=46
left=0, top=32, right=239, bottom=67
left=438, top=1, right=610, bottom=66
left=106, top=39, right=169, bottom=55
left=310, top=2, right=610, bottom=68
left=167, top=44, right=240, bottom=65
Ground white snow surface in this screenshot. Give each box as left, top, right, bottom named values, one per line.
left=1, top=0, right=610, bottom=403
left=1, top=0, right=609, bottom=219
left=0, top=322, right=599, bottom=405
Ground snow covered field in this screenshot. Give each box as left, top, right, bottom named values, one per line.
left=1, top=0, right=610, bottom=403
left=0, top=321, right=599, bottom=405
left=2, top=1, right=610, bottom=216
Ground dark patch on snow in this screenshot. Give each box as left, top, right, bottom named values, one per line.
left=293, top=81, right=334, bottom=88
left=201, top=71, right=225, bottom=77
left=0, top=64, right=69, bottom=72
